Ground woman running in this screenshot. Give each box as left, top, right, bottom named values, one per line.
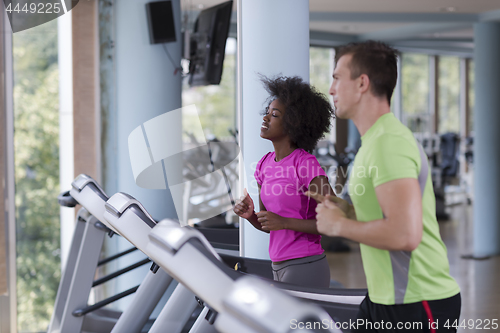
left=234, top=75, right=335, bottom=288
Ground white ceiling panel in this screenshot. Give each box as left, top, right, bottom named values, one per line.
left=310, top=21, right=409, bottom=35
left=309, top=0, right=500, bottom=14
left=180, top=0, right=500, bottom=53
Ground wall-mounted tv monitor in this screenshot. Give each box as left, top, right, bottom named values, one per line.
left=188, top=1, right=233, bottom=87
left=146, top=1, right=176, bottom=44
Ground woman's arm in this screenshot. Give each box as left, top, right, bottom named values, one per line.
left=258, top=185, right=267, bottom=212
left=258, top=176, right=334, bottom=234
left=308, top=175, right=334, bottom=198
left=233, top=186, right=269, bottom=233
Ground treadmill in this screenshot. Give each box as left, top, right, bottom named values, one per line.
left=49, top=175, right=178, bottom=333
left=103, top=192, right=366, bottom=333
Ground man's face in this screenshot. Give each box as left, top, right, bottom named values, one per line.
left=329, top=54, right=361, bottom=119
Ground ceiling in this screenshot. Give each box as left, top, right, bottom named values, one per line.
left=180, top=0, right=500, bottom=56
left=308, top=0, right=500, bottom=13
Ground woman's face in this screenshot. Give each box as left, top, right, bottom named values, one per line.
left=260, top=98, right=287, bottom=141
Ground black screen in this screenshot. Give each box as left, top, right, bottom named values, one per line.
left=146, top=1, right=176, bottom=44
left=188, top=1, right=233, bottom=86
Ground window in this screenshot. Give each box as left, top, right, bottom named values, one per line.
left=401, top=53, right=429, bottom=133
left=310, top=47, right=333, bottom=97
left=14, top=20, right=60, bottom=332
left=438, top=56, right=460, bottom=133
left=468, top=60, right=475, bottom=134
left=310, top=47, right=334, bottom=141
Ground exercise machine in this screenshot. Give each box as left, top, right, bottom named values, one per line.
left=49, top=175, right=177, bottom=333
left=103, top=192, right=366, bottom=332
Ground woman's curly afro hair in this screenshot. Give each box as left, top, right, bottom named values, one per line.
left=261, top=75, right=334, bottom=153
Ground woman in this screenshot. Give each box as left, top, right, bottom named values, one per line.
left=234, top=75, right=335, bottom=288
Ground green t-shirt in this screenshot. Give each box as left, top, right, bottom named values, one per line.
left=349, top=113, right=460, bottom=305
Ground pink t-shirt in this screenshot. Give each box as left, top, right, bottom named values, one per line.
left=254, top=149, right=326, bottom=262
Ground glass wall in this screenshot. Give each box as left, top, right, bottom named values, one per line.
left=401, top=53, right=429, bottom=132
left=310, top=47, right=333, bottom=97
left=400, top=53, right=470, bottom=136
left=468, top=60, right=475, bottom=134
left=438, top=56, right=460, bottom=133
left=13, top=20, right=60, bottom=332
left=310, top=47, right=335, bottom=142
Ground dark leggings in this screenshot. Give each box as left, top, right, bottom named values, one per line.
left=271, top=254, right=330, bottom=288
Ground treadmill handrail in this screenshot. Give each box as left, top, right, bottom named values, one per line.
left=69, top=178, right=119, bottom=234
left=149, top=219, right=222, bottom=260
left=58, top=190, right=79, bottom=207
left=149, top=220, right=367, bottom=303
left=217, top=275, right=342, bottom=333
left=72, top=174, right=107, bottom=196
left=105, top=192, right=156, bottom=223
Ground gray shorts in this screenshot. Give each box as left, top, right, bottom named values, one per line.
left=271, top=254, right=330, bottom=288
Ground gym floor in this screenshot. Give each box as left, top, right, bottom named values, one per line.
left=325, top=203, right=500, bottom=331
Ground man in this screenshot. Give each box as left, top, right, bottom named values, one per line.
left=308, top=41, right=461, bottom=332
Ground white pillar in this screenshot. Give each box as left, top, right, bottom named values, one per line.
left=238, top=0, right=310, bottom=259
left=57, top=10, right=74, bottom=271
left=472, top=22, right=500, bottom=257
left=111, top=0, right=182, bottom=307
left=1, top=7, right=17, bottom=332
left=458, top=58, right=469, bottom=192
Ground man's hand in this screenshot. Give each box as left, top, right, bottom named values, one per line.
left=233, top=188, right=255, bottom=219
left=315, top=199, right=346, bottom=237
left=256, top=211, right=286, bottom=231
left=306, top=192, right=356, bottom=220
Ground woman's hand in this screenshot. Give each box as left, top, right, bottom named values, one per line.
left=256, top=211, right=287, bottom=231
left=233, top=188, right=255, bottom=219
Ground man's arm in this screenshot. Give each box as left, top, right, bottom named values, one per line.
left=258, top=176, right=333, bottom=235
left=316, top=178, right=423, bottom=251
